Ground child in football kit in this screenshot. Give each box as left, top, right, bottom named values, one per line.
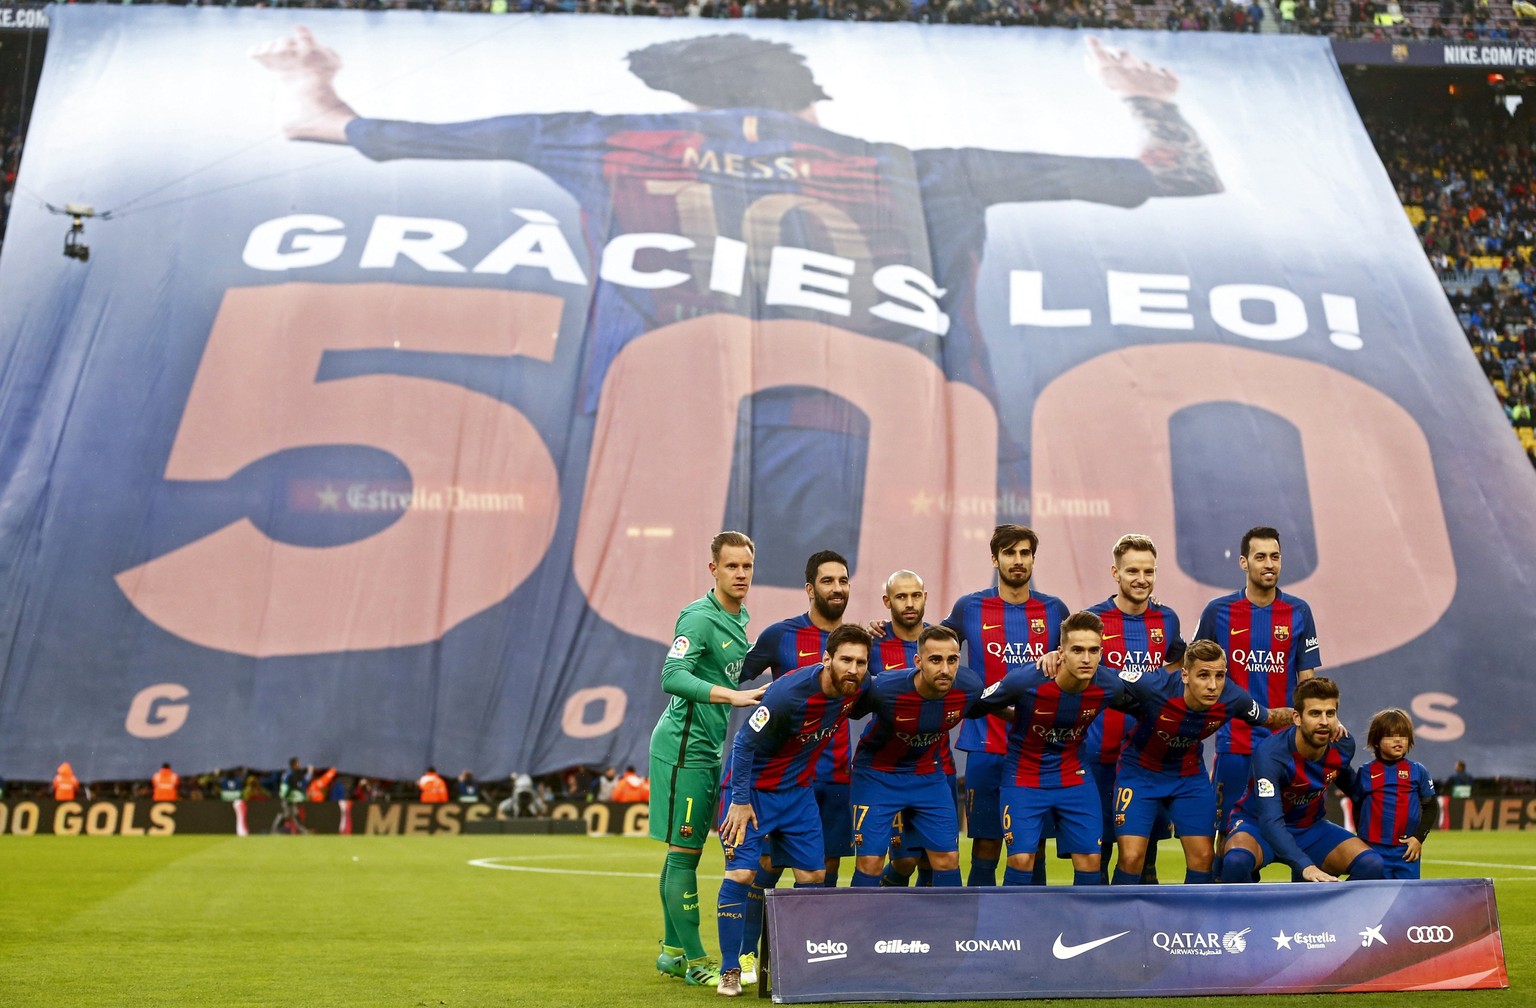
left=1352, top=708, right=1437, bottom=879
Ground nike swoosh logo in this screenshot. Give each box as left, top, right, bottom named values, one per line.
left=982, top=623, right=1003, bottom=630
left=684, top=891, right=697, bottom=899
left=1102, top=634, right=1120, bottom=640
left=1229, top=627, right=1248, bottom=635
left=721, top=641, right=734, bottom=649
left=799, top=651, right=818, bottom=658
left=1052, top=931, right=1130, bottom=959
left=895, top=716, right=918, bottom=723
left=885, top=663, right=905, bottom=670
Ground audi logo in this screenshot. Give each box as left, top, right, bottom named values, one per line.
left=1406, top=926, right=1455, bottom=944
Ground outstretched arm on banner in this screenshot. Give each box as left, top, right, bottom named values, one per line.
left=251, top=26, right=358, bottom=143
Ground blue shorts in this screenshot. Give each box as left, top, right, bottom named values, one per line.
left=851, top=769, right=959, bottom=858
left=1226, top=816, right=1357, bottom=872
left=1367, top=841, right=1421, bottom=880
left=723, top=788, right=824, bottom=873
left=890, top=773, right=957, bottom=858
left=1115, top=763, right=1218, bottom=839
left=815, top=780, right=853, bottom=858
left=1212, top=753, right=1253, bottom=833
left=1001, top=782, right=1101, bottom=856
left=963, top=751, right=1006, bottom=840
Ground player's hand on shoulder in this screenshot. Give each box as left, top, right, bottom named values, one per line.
left=1037, top=651, right=1063, bottom=677
left=866, top=619, right=890, bottom=637
left=730, top=685, right=768, bottom=707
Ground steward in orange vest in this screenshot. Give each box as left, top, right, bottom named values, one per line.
left=152, top=763, right=180, bottom=801
left=52, top=762, right=81, bottom=801
left=307, top=767, right=337, bottom=803
left=418, top=767, right=449, bottom=803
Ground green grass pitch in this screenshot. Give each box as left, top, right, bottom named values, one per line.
left=0, top=831, right=1528, bottom=1007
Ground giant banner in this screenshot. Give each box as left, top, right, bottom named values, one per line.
left=0, top=10, right=1532, bottom=781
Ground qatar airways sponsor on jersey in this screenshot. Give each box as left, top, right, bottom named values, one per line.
left=985, top=640, right=1047, bottom=663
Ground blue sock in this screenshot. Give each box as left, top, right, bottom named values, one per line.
left=1184, top=870, right=1214, bottom=884
left=967, top=857, right=999, bottom=887
left=715, top=879, right=751, bottom=972
left=1002, top=865, right=1039, bottom=886
left=1220, top=849, right=1257, bottom=883
left=1111, top=867, right=1142, bottom=885
left=739, top=867, right=781, bottom=959
left=932, top=868, right=961, bottom=887
left=822, top=866, right=840, bottom=888
left=915, top=866, right=934, bottom=887
left=1346, top=850, right=1386, bottom=880
left=879, top=863, right=910, bottom=887
left=1032, top=844, right=1047, bottom=885
left=1073, top=869, right=1104, bottom=886
left=852, top=869, right=882, bottom=888
left=1142, top=844, right=1160, bottom=883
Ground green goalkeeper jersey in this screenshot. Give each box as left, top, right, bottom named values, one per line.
left=649, top=590, right=751, bottom=769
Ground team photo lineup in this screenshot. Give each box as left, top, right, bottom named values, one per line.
left=649, top=524, right=1437, bottom=995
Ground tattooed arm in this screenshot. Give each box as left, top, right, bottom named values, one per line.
left=1086, top=36, right=1223, bottom=197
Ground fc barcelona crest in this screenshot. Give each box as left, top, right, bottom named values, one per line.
left=680, top=824, right=694, bottom=839
left=1030, top=618, right=1046, bottom=634
left=1149, top=628, right=1164, bottom=644
left=1273, top=625, right=1290, bottom=641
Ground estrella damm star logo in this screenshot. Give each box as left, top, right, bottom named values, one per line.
left=1273, top=625, right=1290, bottom=641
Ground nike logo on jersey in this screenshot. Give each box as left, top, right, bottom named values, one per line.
left=1229, top=627, right=1249, bottom=635
left=1052, top=931, right=1130, bottom=959
left=982, top=623, right=1003, bottom=630
left=885, top=663, right=905, bottom=670
left=1102, top=633, right=1121, bottom=640
left=799, top=650, right=819, bottom=658
left=721, top=641, right=734, bottom=649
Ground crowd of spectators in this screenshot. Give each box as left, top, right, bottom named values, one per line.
left=0, top=761, right=654, bottom=814
left=1365, top=95, right=1536, bottom=466
left=0, top=0, right=1525, bottom=38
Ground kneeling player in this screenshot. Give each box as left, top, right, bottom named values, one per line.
left=715, top=626, right=871, bottom=996
left=849, top=625, right=984, bottom=888
left=966, top=611, right=1137, bottom=885
left=1218, top=677, right=1385, bottom=882
left=1109, top=639, right=1292, bottom=884
left=1352, top=707, right=1437, bottom=879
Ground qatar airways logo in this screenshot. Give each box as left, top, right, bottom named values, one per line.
left=1031, top=725, right=1085, bottom=744
left=1232, top=649, right=1288, bottom=670
left=798, top=725, right=839, bottom=744
left=1106, top=650, right=1160, bottom=673
left=985, top=641, right=1045, bottom=663
left=1285, top=789, right=1322, bottom=808
left=897, top=731, right=946, bottom=747
left=1154, top=732, right=1198, bottom=748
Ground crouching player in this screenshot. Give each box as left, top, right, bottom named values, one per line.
left=1352, top=708, right=1437, bottom=879
left=965, top=610, right=1138, bottom=886
left=1219, top=678, right=1385, bottom=882
left=1110, top=639, right=1293, bottom=884
left=714, top=626, right=872, bottom=997
left=849, top=625, right=985, bottom=888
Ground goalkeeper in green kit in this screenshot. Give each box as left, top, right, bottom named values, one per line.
left=650, top=531, right=767, bottom=985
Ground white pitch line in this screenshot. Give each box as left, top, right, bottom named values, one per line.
left=1435, top=860, right=1536, bottom=872
left=468, top=856, right=653, bottom=878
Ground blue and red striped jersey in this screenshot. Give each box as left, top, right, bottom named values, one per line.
left=1117, top=671, right=1269, bottom=776
left=969, top=665, right=1136, bottom=789
left=1082, top=597, right=1187, bottom=765
left=1193, top=589, right=1321, bottom=756
left=1354, top=757, right=1436, bottom=846
left=871, top=628, right=923, bottom=673
left=730, top=664, right=869, bottom=801
left=741, top=614, right=854, bottom=785
left=944, top=588, right=1068, bottom=755
left=1231, top=728, right=1356, bottom=869
left=852, top=665, right=985, bottom=775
